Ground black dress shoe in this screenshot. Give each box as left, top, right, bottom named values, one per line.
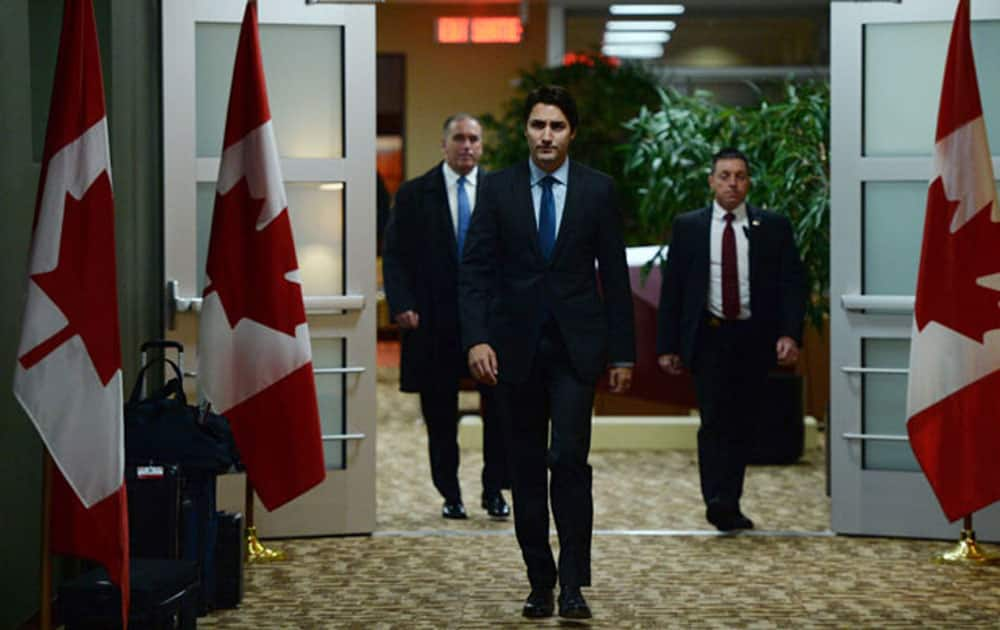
left=731, top=512, right=754, bottom=530
left=482, top=492, right=510, bottom=519
left=522, top=588, right=554, bottom=618
left=558, top=587, right=592, bottom=619
left=441, top=501, right=467, bottom=519
left=707, top=502, right=754, bottom=531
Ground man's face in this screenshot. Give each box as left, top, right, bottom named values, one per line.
left=442, top=118, right=483, bottom=176
left=708, top=157, right=750, bottom=211
left=525, top=103, right=576, bottom=173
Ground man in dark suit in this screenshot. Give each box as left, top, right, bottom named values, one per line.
left=657, top=148, right=806, bottom=532
left=460, top=86, right=635, bottom=620
left=382, top=114, right=510, bottom=521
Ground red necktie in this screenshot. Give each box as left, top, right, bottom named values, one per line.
left=722, top=212, right=739, bottom=319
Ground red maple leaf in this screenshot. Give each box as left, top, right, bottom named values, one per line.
left=915, top=176, right=1000, bottom=342
left=19, top=171, right=122, bottom=385
left=203, top=177, right=305, bottom=336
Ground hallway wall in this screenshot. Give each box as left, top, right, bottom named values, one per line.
left=376, top=2, right=548, bottom=179
left=0, top=1, right=163, bottom=626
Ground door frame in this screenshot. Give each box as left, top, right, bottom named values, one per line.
left=162, top=0, right=376, bottom=536
left=829, top=0, right=1000, bottom=540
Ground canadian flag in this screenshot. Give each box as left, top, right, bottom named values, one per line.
left=12, top=0, right=129, bottom=624
left=199, top=0, right=325, bottom=510
left=906, top=0, right=1000, bottom=523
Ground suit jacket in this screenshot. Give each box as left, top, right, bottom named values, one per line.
left=382, top=162, right=485, bottom=392
left=459, top=159, right=635, bottom=385
left=656, top=204, right=806, bottom=369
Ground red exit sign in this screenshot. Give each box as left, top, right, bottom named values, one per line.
left=436, top=17, right=523, bottom=44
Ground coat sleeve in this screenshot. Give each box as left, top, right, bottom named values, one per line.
left=381, top=181, right=418, bottom=318
left=657, top=216, right=686, bottom=357
left=458, top=176, right=497, bottom=352
left=775, top=215, right=807, bottom=344
left=596, top=178, right=636, bottom=365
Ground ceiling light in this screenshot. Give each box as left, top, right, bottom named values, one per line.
left=601, top=43, right=664, bottom=58
left=606, top=20, right=677, bottom=31
left=604, top=31, right=671, bottom=44
left=609, top=4, right=685, bottom=16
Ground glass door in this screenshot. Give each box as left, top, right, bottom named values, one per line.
left=162, top=0, right=376, bottom=536
left=830, top=0, right=1000, bottom=540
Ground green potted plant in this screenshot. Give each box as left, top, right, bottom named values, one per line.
left=623, top=82, right=830, bottom=330
left=479, top=54, right=661, bottom=243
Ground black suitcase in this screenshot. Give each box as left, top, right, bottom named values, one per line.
left=746, top=371, right=805, bottom=465
left=214, top=511, right=245, bottom=609
left=179, top=471, right=219, bottom=615
left=58, top=558, right=199, bottom=630
left=126, top=464, right=183, bottom=559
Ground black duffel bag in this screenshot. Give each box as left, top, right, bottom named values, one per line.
left=125, top=357, right=239, bottom=473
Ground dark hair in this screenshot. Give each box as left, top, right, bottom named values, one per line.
left=523, top=85, right=579, bottom=131
left=442, top=113, right=480, bottom=136
left=711, top=147, right=750, bottom=174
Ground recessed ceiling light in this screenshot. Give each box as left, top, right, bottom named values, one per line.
left=604, top=31, right=671, bottom=44
left=601, top=43, right=665, bottom=58
left=609, top=4, right=685, bottom=16
left=606, top=20, right=677, bottom=31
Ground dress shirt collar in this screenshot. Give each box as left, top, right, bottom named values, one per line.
left=529, top=157, right=570, bottom=188
left=712, top=199, right=747, bottom=222
left=442, top=162, right=478, bottom=188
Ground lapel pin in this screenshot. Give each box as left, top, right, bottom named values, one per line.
left=751, top=220, right=760, bottom=227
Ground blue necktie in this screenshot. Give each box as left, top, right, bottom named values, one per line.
left=538, top=175, right=556, bottom=260
left=456, top=175, right=471, bottom=258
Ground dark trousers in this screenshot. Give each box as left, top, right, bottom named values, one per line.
left=691, top=316, right=768, bottom=513
left=496, top=325, right=596, bottom=590
left=419, top=380, right=509, bottom=504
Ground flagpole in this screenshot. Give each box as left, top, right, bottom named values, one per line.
left=39, top=452, right=53, bottom=630
left=245, top=476, right=285, bottom=562
left=936, top=514, right=999, bottom=564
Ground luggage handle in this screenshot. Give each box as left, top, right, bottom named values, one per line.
left=128, top=357, right=187, bottom=408
left=139, top=340, right=185, bottom=397
left=140, top=339, right=184, bottom=355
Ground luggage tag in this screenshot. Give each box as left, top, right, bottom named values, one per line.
left=136, top=465, right=165, bottom=479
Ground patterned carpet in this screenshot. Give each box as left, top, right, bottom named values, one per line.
left=200, top=369, right=1000, bottom=629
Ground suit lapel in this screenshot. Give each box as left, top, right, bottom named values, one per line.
left=513, top=162, right=543, bottom=260
left=427, top=164, right=458, bottom=264
left=696, top=205, right=713, bottom=262
left=693, top=206, right=713, bottom=305
left=549, top=161, right=583, bottom=263
left=745, top=204, right=760, bottom=281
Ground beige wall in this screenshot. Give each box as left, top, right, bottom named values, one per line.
left=377, top=2, right=548, bottom=179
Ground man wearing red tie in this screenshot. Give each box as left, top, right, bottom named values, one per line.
left=657, top=148, right=806, bottom=532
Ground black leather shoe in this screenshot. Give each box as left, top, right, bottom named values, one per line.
left=441, top=501, right=467, bottom=519
left=482, top=492, right=511, bottom=519
left=707, top=502, right=754, bottom=531
left=522, top=588, right=554, bottom=618
left=558, top=587, right=592, bottom=619
left=731, top=512, right=754, bottom=530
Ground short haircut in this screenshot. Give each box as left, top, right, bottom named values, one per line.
left=711, top=147, right=750, bottom=174
left=523, top=85, right=579, bottom=131
left=442, top=113, right=480, bottom=137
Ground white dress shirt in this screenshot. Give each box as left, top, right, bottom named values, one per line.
left=708, top=200, right=751, bottom=319
left=442, top=162, right=478, bottom=237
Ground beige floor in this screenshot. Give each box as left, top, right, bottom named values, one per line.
left=200, top=370, right=1000, bottom=629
